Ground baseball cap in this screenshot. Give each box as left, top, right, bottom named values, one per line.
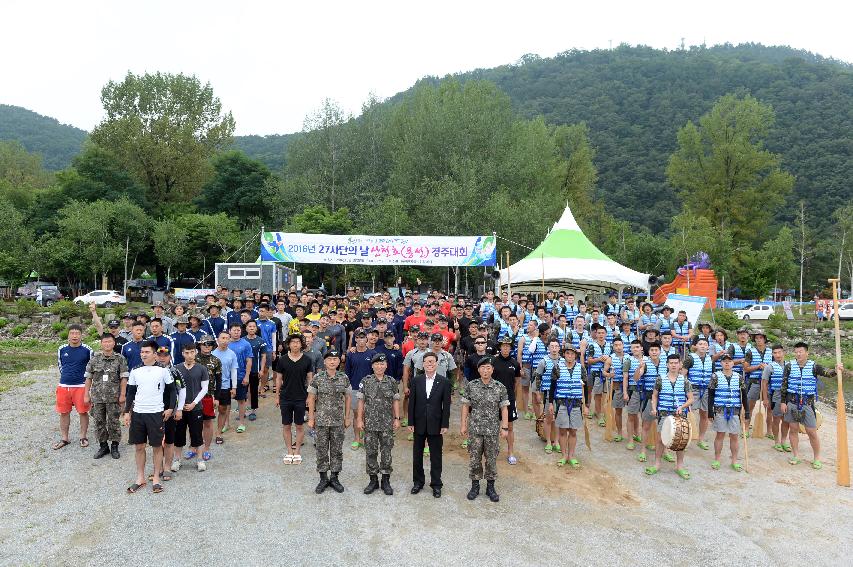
left=498, top=335, right=513, bottom=345
left=720, top=353, right=733, bottom=361
left=417, top=331, right=429, bottom=339
left=384, top=330, right=395, bottom=338
left=107, top=319, right=120, bottom=328
left=477, top=356, right=494, bottom=368
left=371, top=353, right=388, bottom=364
left=430, top=332, right=443, bottom=342
left=354, top=330, right=367, bottom=338
left=324, top=350, right=341, bottom=359
left=156, top=346, right=170, bottom=355
left=360, top=312, right=372, bottom=319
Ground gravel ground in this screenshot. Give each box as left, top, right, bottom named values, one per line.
left=2, top=367, right=853, bottom=566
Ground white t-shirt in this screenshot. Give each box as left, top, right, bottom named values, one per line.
left=128, top=365, right=173, bottom=414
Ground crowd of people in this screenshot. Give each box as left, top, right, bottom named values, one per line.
left=51, top=285, right=844, bottom=499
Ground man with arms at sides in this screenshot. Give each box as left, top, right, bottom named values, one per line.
left=408, top=351, right=451, bottom=498
left=227, top=323, right=254, bottom=434
left=212, top=331, right=238, bottom=444
left=53, top=324, right=93, bottom=450
left=124, top=341, right=176, bottom=494
left=275, top=334, right=314, bottom=465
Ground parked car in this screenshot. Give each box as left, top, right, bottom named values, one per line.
left=829, top=303, right=853, bottom=320
left=735, top=304, right=774, bottom=320
left=73, top=290, right=127, bottom=307
left=15, top=282, right=63, bottom=306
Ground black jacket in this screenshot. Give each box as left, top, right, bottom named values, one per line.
left=408, top=373, right=451, bottom=435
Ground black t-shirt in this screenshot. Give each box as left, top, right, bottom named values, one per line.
left=492, top=354, right=520, bottom=402
left=175, top=363, right=209, bottom=407
left=112, top=335, right=128, bottom=354
left=460, top=335, right=476, bottom=357
left=274, top=353, right=313, bottom=401
left=457, top=317, right=473, bottom=339
left=464, top=352, right=487, bottom=379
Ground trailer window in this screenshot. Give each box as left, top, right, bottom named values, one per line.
left=228, top=267, right=261, bottom=279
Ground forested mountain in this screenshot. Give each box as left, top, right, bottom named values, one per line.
left=400, top=44, right=852, bottom=232
left=230, top=134, right=298, bottom=172
left=0, top=105, right=88, bottom=170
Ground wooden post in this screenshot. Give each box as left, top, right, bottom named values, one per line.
left=506, top=251, right=511, bottom=297
left=829, top=278, right=850, bottom=487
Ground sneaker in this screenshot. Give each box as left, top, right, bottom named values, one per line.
left=197, top=461, right=207, bottom=472
left=170, top=460, right=181, bottom=472
left=507, top=455, right=518, bottom=465
left=248, top=413, right=257, bottom=421
left=202, top=451, right=212, bottom=461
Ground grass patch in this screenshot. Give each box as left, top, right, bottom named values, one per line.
left=0, top=349, right=56, bottom=395
left=0, top=375, right=36, bottom=394
left=10, top=324, right=27, bottom=337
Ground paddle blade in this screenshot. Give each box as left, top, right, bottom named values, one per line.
left=753, top=403, right=766, bottom=439
left=688, top=410, right=700, bottom=440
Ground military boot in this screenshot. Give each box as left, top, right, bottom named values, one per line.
left=110, top=441, right=120, bottom=459
left=315, top=472, right=330, bottom=494
left=329, top=472, right=345, bottom=493
left=467, top=480, right=480, bottom=500
left=380, top=474, right=393, bottom=495
left=486, top=480, right=499, bottom=502
left=93, top=442, right=110, bottom=459
left=363, top=475, right=379, bottom=494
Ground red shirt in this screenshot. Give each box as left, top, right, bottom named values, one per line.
left=404, top=313, right=426, bottom=331
left=401, top=339, right=416, bottom=357
left=440, top=302, right=452, bottom=317
left=439, top=329, right=456, bottom=351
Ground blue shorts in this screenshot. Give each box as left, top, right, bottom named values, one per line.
left=235, top=380, right=249, bottom=401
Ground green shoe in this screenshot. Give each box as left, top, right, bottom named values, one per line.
left=676, top=468, right=691, bottom=480
left=711, top=460, right=721, bottom=470
left=632, top=435, right=642, bottom=443
left=423, top=447, right=430, bottom=455
left=597, top=419, right=606, bottom=427
left=552, top=443, right=561, bottom=452
left=644, top=465, right=659, bottom=475
left=556, top=458, right=568, bottom=467
left=697, top=441, right=710, bottom=450
left=461, top=439, right=469, bottom=448
left=645, top=444, right=655, bottom=451
left=765, top=433, right=775, bottom=440
left=401, top=418, right=408, bottom=427
left=789, top=457, right=801, bottom=465
left=782, top=444, right=792, bottom=452
left=626, top=442, right=636, bottom=450
left=568, top=458, right=580, bottom=469
left=613, top=435, right=624, bottom=442
left=407, top=433, right=414, bottom=441
left=637, top=452, right=647, bottom=463
left=773, top=444, right=784, bottom=452
left=731, top=463, right=743, bottom=472
left=812, top=460, right=823, bottom=470
left=351, top=441, right=361, bottom=450
left=544, top=444, right=553, bottom=454
left=663, top=453, right=675, bottom=463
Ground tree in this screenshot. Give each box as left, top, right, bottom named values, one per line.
left=738, top=227, right=796, bottom=299
left=0, top=198, right=32, bottom=283
left=833, top=204, right=853, bottom=282
left=90, top=72, right=235, bottom=215
left=666, top=94, right=794, bottom=249
left=196, top=151, right=272, bottom=228
left=290, top=205, right=353, bottom=235
left=153, top=219, right=189, bottom=289
left=57, top=145, right=148, bottom=208
left=0, top=140, right=52, bottom=189
left=794, top=201, right=812, bottom=312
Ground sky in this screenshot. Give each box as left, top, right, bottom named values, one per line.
left=2, top=0, right=851, bottom=136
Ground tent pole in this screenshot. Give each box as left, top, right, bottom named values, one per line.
left=540, top=253, right=545, bottom=306
left=506, top=251, right=511, bottom=298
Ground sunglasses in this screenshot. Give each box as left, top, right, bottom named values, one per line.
left=474, top=341, right=486, bottom=344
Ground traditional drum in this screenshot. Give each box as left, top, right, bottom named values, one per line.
left=660, top=414, right=692, bottom=451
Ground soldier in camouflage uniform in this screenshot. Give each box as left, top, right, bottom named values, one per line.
left=195, top=334, right=222, bottom=461
left=461, top=356, right=509, bottom=502
left=307, top=350, right=351, bottom=494
left=83, top=333, right=129, bottom=459
left=357, top=353, right=401, bottom=496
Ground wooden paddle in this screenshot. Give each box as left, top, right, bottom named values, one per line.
left=581, top=398, right=592, bottom=451
left=829, top=278, right=850, bottom=487
left=753, top=398, right=766, bottom=439
left=687, top=409, right=700, bottom=440
left=604, top=376, right=615, bottom=442
left=740, top=406, right=750, bottom=473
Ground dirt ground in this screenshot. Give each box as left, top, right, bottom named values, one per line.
left=2, top=367, right=853, bottom=566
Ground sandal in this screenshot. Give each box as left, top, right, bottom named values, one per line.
left=731, top=463, right=743, bottom=472
left=283, top=454, right=294, bottom=464
left=697, top=441, right=709, bottom=450
left=184, top=450, right=197, bottom=460
left=782, top=444, right=792, bottom=452
left=152, top=483, right=163, bottom=493
left=292, top=455, right=303, bottom=464
left=632, top=435, right=641, bottom=443
left=79, top=438, right=89, bottom=448
left=553, top=443, right=561, bottom=452
left=556, top=458, right=568, bottom=467
left=613, top=435, right=623, bottom=442
left=52, top=439, right=71, bottom=450
left=711, top=460, right=721, bottom=470
left=236, top=425, right=246, bottom=433
left=148, top=472, right=173, bottom=482
left=568, top=459, right=580, bottom=469
left=773, top=444, right=784, bottom=452
left=789, top=457, right=801, bottom=465
left=663, top=453, right=675, bottom=463
left=597, top=419, right=606, bottom=427
left=626, top=442, right=636, bottom=450
left=637, top=453, right=647, bottom=463
left=215, top=437, right=224, bottom=445
left=461, top=439, right=469, bottom=448
left=676, top=468, right=691, bottom=480
left=645, top=444, right=655, bottom=451
left=248, top=413, right=257, bottom=421
left=202, top=451, right=212, bottom=461
left=644, top=466, right=659, bottom=475
left=507, top=455, right=518, bottom=465
left=812, top=460, right=822, bottom=470
left=765, top=434, right=775, bottom=440
left=544, top=444, right=553, bottom=454
left=221, top=425, right=229, bottom=434
left=351, top=441, right=361, bottom=450
left=127, top=482, right=146, bottom=494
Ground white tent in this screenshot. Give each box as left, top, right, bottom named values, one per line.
left=498, top=205, right=650, bottom=294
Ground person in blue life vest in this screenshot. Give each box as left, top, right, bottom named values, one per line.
left=707, top=354, right=749, bottom=472
left=780, top=342, right=843, bottom=470
left=761, top=344, right=789, bottom=452
left=682, top=337, right=714, bottom=450
left=646, top=354, right=694, bottom=479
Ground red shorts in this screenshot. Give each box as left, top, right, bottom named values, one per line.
left=55, top=386, right=92, bottom=414
left=201, top=394, right=215, bottom=418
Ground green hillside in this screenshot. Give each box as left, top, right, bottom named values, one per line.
left=405, top=44, right=852, bottom=232
left=0, top=105, right=88, bottom=170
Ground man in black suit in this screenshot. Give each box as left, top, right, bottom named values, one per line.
left=408, top=351, right=451, bottom=497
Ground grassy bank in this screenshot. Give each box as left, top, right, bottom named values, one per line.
left=0, top=339, right=61, bottom=394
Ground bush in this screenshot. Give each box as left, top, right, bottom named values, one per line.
left=49, top=300, right=87, bottom=319
left=11, top=324, right=28, bottom=337
left=58, top=329, right=69, bottom=340
left=14, top=299, right=40, bottom=317
left=51, top=322, right=65, bottom=333
left=713, top=310, right=740, bottom=330
left=767, top=312, right=788, bottom=329
left=0, top=317, right=7, bottom=329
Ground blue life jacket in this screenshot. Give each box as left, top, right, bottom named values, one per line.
left=555, top=361, right=584, bottom=399
left=611, top=353, right=627, bottom=383
left=713, top=371, right=742, bottom=408
left=658, top=374, right=688, bottom=413
left=627, top=356, right=642, bottom=388
left=748, top=346, right=772, bottom=381
left=672, top=320, right=690, bottom=345
left=586, top=341, right=611, bottom=373
left=787, top=360, right=817, bottom=398
left=768, top=360, right=784, bottom=393
left=569, top=330, right=589, bottom=350
left=641, top=356, right=659, bottom=391
left=604, top=325, right=619, bottom=345
left=688, top=353, right=713, bottom=389
left=523, top=336, right=547, bottom=369
left=540, top=356, right=560, bottom=392
left=712, top=341, right=731, bottom=371
left=731, top=342, right=750, bottom=363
